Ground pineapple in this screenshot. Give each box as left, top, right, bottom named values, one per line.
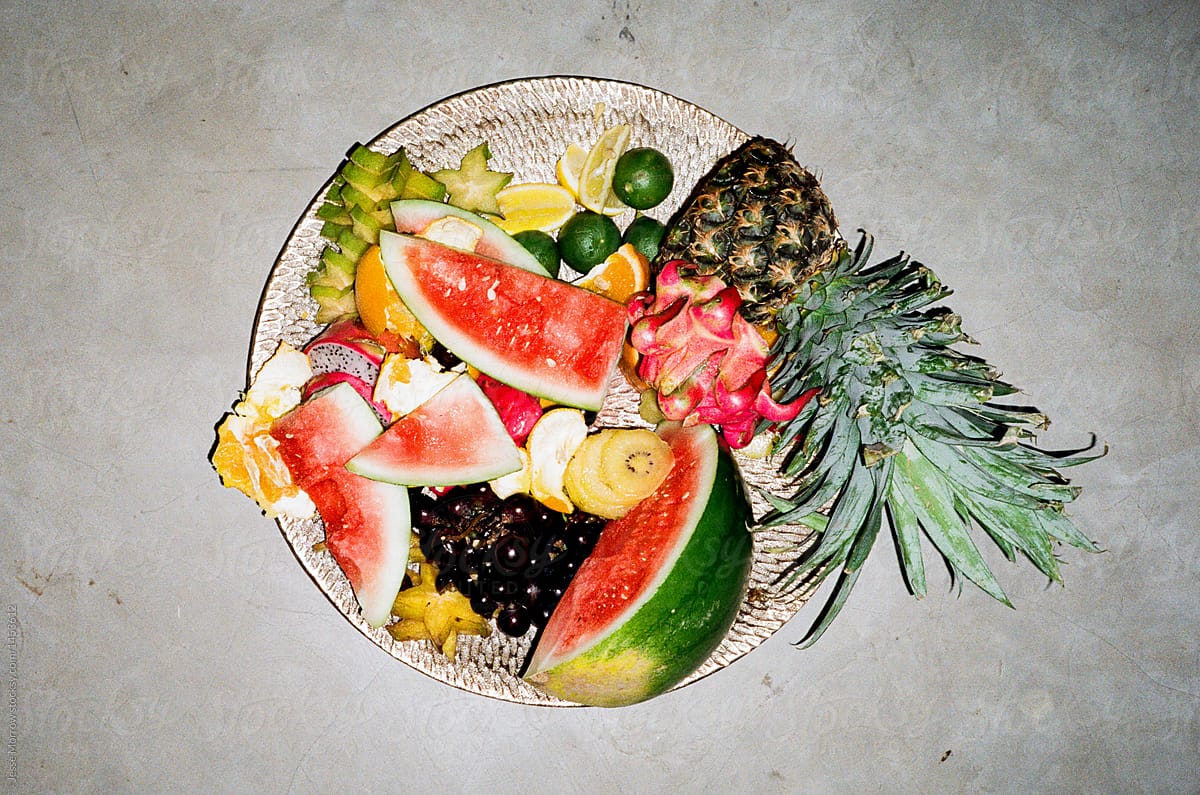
left=653, top=137, right=843, bottom=326
left=658, top=141, right=1104, bottom=645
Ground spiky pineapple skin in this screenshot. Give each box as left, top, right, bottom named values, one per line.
left=654, top=137, right=843, bottom=325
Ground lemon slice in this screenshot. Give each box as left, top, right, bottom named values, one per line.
left=578, top=124, right=631, bottom=215
left=575, top=243, right=650, bottom=303
left=556, top=143, right=587, bottom=200
left=494, top=182, right=576, bottom=234
left=600, top=192, right=629, bottom=217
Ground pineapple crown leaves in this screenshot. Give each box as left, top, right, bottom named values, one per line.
left=760, top=232, right=1105, bottom=647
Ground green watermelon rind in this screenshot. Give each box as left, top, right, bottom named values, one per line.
left=390, top=198, right=551, bottom=276
left=524, top=424, right=753, bottom=707
left=379, top=231, right=626, bottom=411
left=344, top=375, right=523, bottom=487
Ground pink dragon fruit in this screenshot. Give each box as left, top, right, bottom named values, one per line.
left=303, top=320, right=385, bottom=379
left=475, top=374, right=544, bottom=446
left=301, top=320, right=392, bottom=423
left=628, top=261, right=816, bottom=448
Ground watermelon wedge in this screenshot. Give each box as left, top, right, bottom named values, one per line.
left=346, top=374, right=522, bottom=487
left=270, top=383, right=411, bottom=628
left=524, top=423, right=752, bottom=706
left=304, top=469, right=411, bottom=628
left=271, top=382, right=381, bottom=487
left=379, top=231, right=628, bottom=411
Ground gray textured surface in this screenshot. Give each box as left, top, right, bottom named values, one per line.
left=2, top=1, right=1197, bottom=792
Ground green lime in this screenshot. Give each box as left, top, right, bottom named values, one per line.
left=611, top=147, right=674, bottom=210
left=512, top=229, right=560, bottom=276
left=622, top=215, right=666, bottom=262
left=557, top=211, right=622, bottom=272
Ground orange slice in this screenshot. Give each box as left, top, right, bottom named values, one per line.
left=575, top=243, right=650, bottom=303
left=354, top=244, right=432, bottom=346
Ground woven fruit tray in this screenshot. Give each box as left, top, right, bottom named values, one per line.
left=249, top=77, right=823, bottom=705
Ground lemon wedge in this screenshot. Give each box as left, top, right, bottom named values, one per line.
left=494, top=182, right=576, bottom=234
left=578, top=124, right=631, bottom=215
left=556, top=143, right=587, bottom=200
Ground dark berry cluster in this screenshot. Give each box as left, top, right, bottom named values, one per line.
left=411, top=484, right=605, bottom=637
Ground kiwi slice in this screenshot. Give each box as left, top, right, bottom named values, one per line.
left=563, top=434, right=639, bottom=519
left=596, top=429, right=674, bottom=502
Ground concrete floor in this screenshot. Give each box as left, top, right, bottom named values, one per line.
left=3, top=1, right=1197, bottom=792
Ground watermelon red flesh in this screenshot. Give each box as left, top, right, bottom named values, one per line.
left=270, top=382, right=410, bottom=628
left=270, top=382, right=382, bottom=487
left=305, top=470, right=411, bottom=627
left=524, top=423, right=752, bottom=705
left=380, top=231, right=627, bottom=411
left=345, top=374, right=521, bottom=486
left=302, top=371, right=392, bottom=424
left=390, top=199, right=548, bottom=275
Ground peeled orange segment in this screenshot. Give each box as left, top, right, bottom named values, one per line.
left=526, top=408, right=589, bottom=513
left=494, top=183, right=576, bottom=234
left=575, top=243, right=650, bottom=303
left=555, top=143, right=587, bottom=200
left=354, top=245, right=432, bottom=347
left=212, top=342, right=316, bottom=519
left=213, top=415, right=302, bottom=514
left=578, top=125, right=631, bottom=215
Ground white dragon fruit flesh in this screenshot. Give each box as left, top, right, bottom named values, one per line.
left=301, top=320, right=391, bottom=423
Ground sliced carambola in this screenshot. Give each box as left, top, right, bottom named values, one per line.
left=308, top=144, right=448, bottom=322
left=336, top=228, right=370, bottom=262
left=350, top=204, right=386, bottom=244
left=307, top=248, right=357, bottom=290
left=400, top=168, right=447, bottom=202
left=432, top=142, right=511, bottom=215
left=309, top=284, right=357, bottom=324
left=317, top=200, right=352, bottom=224
left=348, top=143, right=393, bottom=173
left=393, top=149, right=447, bottom=202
